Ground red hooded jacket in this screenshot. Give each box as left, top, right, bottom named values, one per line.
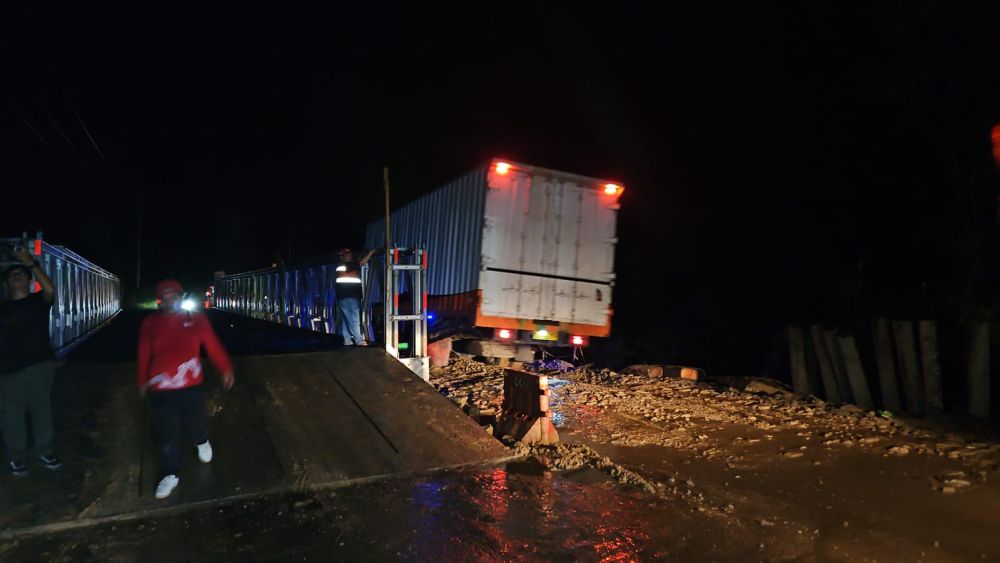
left=137, top=311, right=232, bottom=392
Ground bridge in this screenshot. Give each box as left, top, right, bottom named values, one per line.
left=0, top=239, right=509, bottom=536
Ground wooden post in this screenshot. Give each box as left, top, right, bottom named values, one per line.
left=804, top=333, right=824, bottom=396
left=836, top=333, right=874, bottom=411
left=824, top=328, right=854, bottom=404
left=892, top=320, right=924, bottom=415
left=810, top=325, right=842, bottom=403
left=967, top=321, right=991, bottom=418
left=917, top=320, right=944, bottom=415
left=873, top=318, right=901, bottom=413
left=788, top=325, right=811, bottom=396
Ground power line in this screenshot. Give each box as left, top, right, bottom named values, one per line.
left=3, top=95, right=60, bottom=160
left=38, top=100, right=88, bottom=165
left=46, top=57, right=115, bottom=173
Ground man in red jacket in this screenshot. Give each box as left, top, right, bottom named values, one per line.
left=137, top=279, right=234, bottom=499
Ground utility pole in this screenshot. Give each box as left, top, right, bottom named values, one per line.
left=382, top=166, right=391, bottom=351
left=383, top=166, right=391, bottom=251
left=136, top=190, right=142, bottom=289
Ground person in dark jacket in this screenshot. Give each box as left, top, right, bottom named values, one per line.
left=0, top=247, right=59, bottom=477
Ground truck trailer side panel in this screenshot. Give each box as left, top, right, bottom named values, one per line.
left=364, top=167, right=487, bottom=296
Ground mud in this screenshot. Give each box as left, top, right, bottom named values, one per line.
left=431, top=356, right=1000, bottom=561
left=3, top=321, right=999, bottom=561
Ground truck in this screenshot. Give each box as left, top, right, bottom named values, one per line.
left=364, top=159, right=623, bottom=361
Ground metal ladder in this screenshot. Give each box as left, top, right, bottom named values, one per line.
left=384, top=246, right=429, bottom=381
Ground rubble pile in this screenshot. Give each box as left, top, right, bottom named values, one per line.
left=430, top=355, right=1000, bottom=493
left=511, top=442, right=657, bottom=494
left=431, top=356, right=506, bottom=413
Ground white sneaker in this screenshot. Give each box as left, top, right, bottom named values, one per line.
left=155, top=475, right=179, bottom=499
left=197, top=440, right=213, bottom=463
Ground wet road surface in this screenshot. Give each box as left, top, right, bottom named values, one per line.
left=1, top=462, right=757, bottom=562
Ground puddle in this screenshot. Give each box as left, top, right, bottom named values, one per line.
left=1, top=466, right=757, bottom=561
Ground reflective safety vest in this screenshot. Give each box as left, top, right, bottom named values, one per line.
left=336, top=261, right=361, bottom=284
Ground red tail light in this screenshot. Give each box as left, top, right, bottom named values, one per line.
left=497, top=328, right=512, bottom=340
left=603, top=183, right=624, bottom=196
left=495, top=162, right=511, bottom=175
left=993, top=124, right=1000, bottom=169
left=34, top=239, right=42, bottom=256
left=571, top=335, right=588, bottom=346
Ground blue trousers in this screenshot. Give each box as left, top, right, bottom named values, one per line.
left=337, top=297, right=365, bottom=345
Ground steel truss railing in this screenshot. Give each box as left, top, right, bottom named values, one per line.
left=1, top=232, right=121, bottom=357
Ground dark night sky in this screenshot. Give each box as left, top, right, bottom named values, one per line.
left=4, top=3, right=1000, bottom=369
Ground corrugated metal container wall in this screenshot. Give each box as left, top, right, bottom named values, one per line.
left=364, top=166, right=488, bottom=300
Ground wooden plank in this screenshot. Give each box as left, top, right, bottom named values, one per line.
left=810, top=325, right=842, bottom=403
left=235, top=355, right=308, bottom=481
left=967, top=321, right=991, bottom=418
left=872, top=318, right=901, bottom=413
left=824, top=329, right=854, bottom=404
left=836, top=333, right=874, bottom=411
left=311, top=349, right=509, bottom=467
left=138, top=362, right=286, bottom=503
left=84, top=363, right=146, bottom=517
left=803, top=330, right=824, bottom=397
left=28, top=347, right=508, bottom=524
left=239, top=355, right=401, bottom=482
left=892, top=320, right=924, bottom=415
left=917, top=320, right=944, bottom=415
left=788, top=325, right=811, bottom=396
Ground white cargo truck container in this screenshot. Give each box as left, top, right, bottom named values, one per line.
left=365, top=159, right=623, bottom=353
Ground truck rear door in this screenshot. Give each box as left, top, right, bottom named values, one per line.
left=479, top=163, right=619, bottom=329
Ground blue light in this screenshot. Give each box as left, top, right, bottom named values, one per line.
left=427, top=312, right=436, bottom=321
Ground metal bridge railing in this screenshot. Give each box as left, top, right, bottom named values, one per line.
left=1, top=232, right=122, bottom=357
left=213, top=261, right=350, bottom=335
left=214, top=248, right=431, bottom=381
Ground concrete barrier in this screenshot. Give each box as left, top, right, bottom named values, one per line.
left=428, top=337, right=453, bottom=368
left=495, top=369, right=559, bottom=444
